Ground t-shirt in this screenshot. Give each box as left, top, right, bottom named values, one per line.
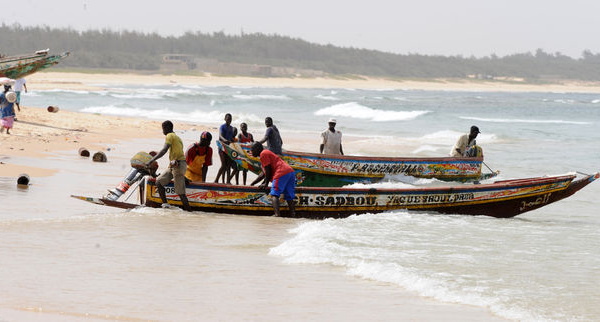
left=265, top=125, right=283, bottom=155
left=321, top=129, right=342, bottom=155
left=450, top=134, right=475, bottom=157
left=185, top=144, right=213, bottom=166
left=260, top=149, right=293, bottom=180
left=14, top=78, right=26, bottom=92
left=219, top=123, right=235, bottom=142
left=165, top=132, right=185, bottom=161
left=238, top=132, right=253, bottom=143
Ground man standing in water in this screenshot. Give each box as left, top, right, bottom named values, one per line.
left=250, top=142, right=296, bottom=217
left=320, top=118, right=343, bottom=155
left=257, top=116, right=283, bottom=155
left=450, top=125, right=480, bottom=157
left=146, top=120, right=190, bottom=211
left=215, top=113, right=236, bottom=183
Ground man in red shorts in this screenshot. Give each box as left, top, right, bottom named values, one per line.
left=250, top=142, right=296, bottom=217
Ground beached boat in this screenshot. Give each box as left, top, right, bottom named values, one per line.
left=0, top=49, right=70, bottom=79
left=72, top=171, right=598, bottom=219
left=217, top=141, right=498, bottom=187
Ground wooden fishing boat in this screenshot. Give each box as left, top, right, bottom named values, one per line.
left=72, top=172, right=598, bottom=219
left=217, top=141, right=498, bottom=187
left=0, top=49, right=70, bottom=79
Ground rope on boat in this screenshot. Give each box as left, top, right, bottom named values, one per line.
left=483, top=161, right=495, bottom=173
left=122, top=178, right=143, bottom=203
left=576, top=171, right=590, bottom=176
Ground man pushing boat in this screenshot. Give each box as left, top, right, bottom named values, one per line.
left=250, top=142, right=296, bottom=217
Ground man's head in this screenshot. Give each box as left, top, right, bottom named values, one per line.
left=240, top=122, right=248, bottom=133
left=328, top=118, right=337, bottom=131
left=224, top=113, right=232, bottom=125
left=251, top=142, right=264, bottom=157
left=3, top=85, right=10, bottom=92
left=469, top=125, right=480, bottom=139
left=265, top=117, right=273, bottom=127
left=162, top=120, right=174, bottom=135
left=199, top=131, right=212, bottom=146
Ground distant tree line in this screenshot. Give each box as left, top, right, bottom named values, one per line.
left=2, top=24, right=600, bottom=80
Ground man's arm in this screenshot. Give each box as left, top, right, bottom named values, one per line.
left=320, top=144, right=324, bottom=153
left=23, top=84, right=27, bottom=93
left=250, top=172, right=265, bottom=186
left=340, top=143, right=344, bottom=155
left=147, top=143, right=170, bottom=165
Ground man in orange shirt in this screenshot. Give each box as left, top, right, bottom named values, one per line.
left=250, top=142, right=296, bottom=217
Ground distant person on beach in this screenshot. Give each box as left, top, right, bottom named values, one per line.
left=146, top=120, right=190, bottom=211
left=215, top=113, right=236, bottom=184
left=0, top=85, right=16, bottom=134
left=257, top=116, right=283, bottom=155
left=13, top=78, right=26, bottom=111
left=237, top=122, right=254, bottom=185
left=185, top=131, right=213, bottom=182
left=320, top=118, right=343, bottom=155
left=250, top=142, right=296, bottom=217
left=450, top=125, right=480, bottom=157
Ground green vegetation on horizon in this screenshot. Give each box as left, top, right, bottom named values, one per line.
left=3, top=24, right=600, bottom=81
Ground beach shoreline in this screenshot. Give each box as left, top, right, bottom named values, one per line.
left=29, top=70, right=600, bottom=93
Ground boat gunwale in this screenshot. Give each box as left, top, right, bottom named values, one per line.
left=147, top=173, right=579, bottom=194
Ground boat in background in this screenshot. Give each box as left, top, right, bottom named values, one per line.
left=0, top=49, right=70, bottom=79
left=72, top=171, right=598, bottom=219
left=217, top=141, right=499, bottom=187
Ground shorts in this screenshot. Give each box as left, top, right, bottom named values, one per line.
left=156, top=160, right=187, bottom=195
left=1, top=116, right=14, bottom=129
left=270, top=171, right=296, bottom=200
left=16, top=91, right=21, bottom=104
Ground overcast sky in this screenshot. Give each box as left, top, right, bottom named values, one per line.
left=4, top=0, right=599, bottom=58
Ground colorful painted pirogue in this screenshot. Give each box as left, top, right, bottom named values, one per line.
left=72, top=172, right=598, bottom=219
left=0, top=49, right=70, bottom=79
left=217, top=141, right=498, bottom=187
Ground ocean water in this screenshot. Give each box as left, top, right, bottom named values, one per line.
left=4, top=84, right=600, bottom=321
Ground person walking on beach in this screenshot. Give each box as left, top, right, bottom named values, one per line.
left=250, top=142, right=296, bottom=217
left=0, top=85, right=17, bottom=135
left=13, top=78, right=26, bottom=111
left=257, top=116, right=283, bottom=155
left=185, top=131, right=213, bottom=182
left=215, top=113, right=236, bottom=184
left=146, top=120, right=190, bottom=211
left=450, top=125, right=480, bottom=157
left=320, top=118, right=343, bottom=155
left=237, top=122, right=254, bottom=185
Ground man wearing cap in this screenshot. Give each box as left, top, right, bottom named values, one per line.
left=450, top=125, right=480, bottom=157
left=185, top=131, right=213, bottom=182
left=320, top=118, right=343, bottom=155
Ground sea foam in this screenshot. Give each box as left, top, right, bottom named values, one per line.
left=314, top=102, right=430, bottom=122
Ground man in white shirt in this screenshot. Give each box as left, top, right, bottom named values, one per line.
left=320, top=118, right=343, bottom=155
left=450, top=125, right=480, bottom=157
left=13, top=78, right=27, bottom=111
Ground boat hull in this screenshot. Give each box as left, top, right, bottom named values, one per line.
left=218, top=142, right=496, bottom=187
left=0, top=51, right=70, bottom=79
left=141, top=173, right=598, bottom=219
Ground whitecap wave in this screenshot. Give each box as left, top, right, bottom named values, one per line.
left=80, top=105, right=262, bottom=125
left=232, top=94, right=291, bottom=100
left=460, top=116, right=591, bottom=125
left=314, top=102, right=430, bottom=122
left=315, top=95, right=339, bottom=101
